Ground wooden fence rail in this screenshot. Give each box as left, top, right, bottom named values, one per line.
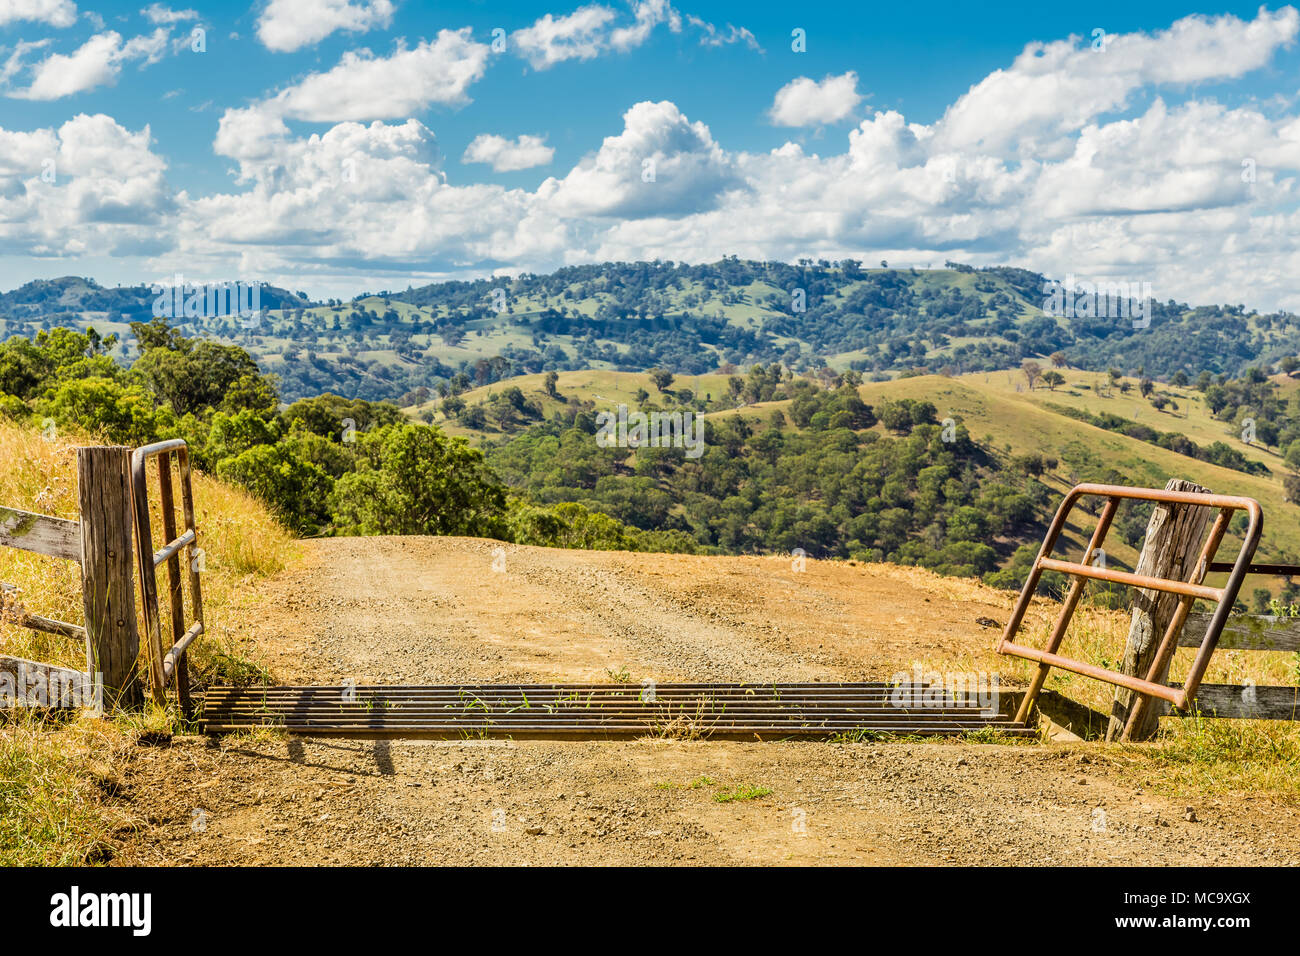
left=1180, top=611, right=1300, bottom=653
left=0, top=445, right=140, bottom=708
left=0, top=506, right=81, bottom=562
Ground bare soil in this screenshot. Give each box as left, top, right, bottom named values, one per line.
left=113, top=538, right=1300, bottom=866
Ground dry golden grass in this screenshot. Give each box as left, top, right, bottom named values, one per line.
left=0, top=419, right=299, bottom=863
left=0, top=418, right=299, bottom=678
left=0, top=712, right=132, bottom=865
left=898, top=579, right=1300, bottom=798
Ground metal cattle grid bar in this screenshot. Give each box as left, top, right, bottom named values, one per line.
left=201, top=682, right=1036, bottom=739
left=131, top=439, right=205, bottom=714
left=996, top=483, right=1263, bottom=740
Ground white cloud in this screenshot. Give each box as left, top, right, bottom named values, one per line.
left=256, top=0, right=395, bottom=53
left=936, top=6, right=1300, bottom=152
left=769, top=72, right=862, bottom=126
left=141, top=3, right=197, bottom=24
left=0, top=0, right=77, bottom=28
left=253, top=30, right=491, bottom=123
left=511, top=0, right=704, bottom=68
left=687, top=16, right=760, bottom=50
left=210, top=27, right=491, bottom=170
left=511, top=4, right=617, bottom=68
left=7, top=29, right=170, bottom=100
left=609, top=0, right=680, bottom=51
left=463, top=133, right=555, bottom=172
left=540, top=100, right=739, bottom=217
left=190, top=117, right=559, bottom=277
left=0, top=114, right=173, bottom=258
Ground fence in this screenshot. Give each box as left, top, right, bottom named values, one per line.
left=0, top=443, right=203, bottom=712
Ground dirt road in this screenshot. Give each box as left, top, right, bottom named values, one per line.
left=115, top=538, right=1300, bottom=866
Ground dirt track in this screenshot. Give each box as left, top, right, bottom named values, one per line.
left=115, top=538, right=1300, bottom=866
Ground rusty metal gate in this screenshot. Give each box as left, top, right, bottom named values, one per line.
left=131, top=439, right=206, bottom=715
left=997, top=483, right=1300, bottom=738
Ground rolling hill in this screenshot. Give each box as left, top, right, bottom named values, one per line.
left=409, top=366, right=1300, bottom=577
left=3, top=260, right=1297, bottom=404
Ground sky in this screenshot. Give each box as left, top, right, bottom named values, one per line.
left=0, top=0, right=1298, bottom=309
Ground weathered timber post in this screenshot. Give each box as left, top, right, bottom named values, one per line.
left=77, top=446, right=141, bottom=708
left=1106, top=478, right=1212, bottom=742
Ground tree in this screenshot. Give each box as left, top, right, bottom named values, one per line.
left=216, top=444, right=333, bottom=533
left=544, top=370, right=560, bottom=398
left=1139, top=377, right=1154, bottom=398
left=130, top=320, right=276, bottom=416
left=1041, top=370, right=1065, bottom=390
left=1284, top=439, right=1300, bottom=473
left=1049, top=351, right=1067, bottom=368
left=331, top=424, right=507, bottom=536
left=1021, top=360, right=1042, bottom=390
left=38, top=378, right=174, bottom=446
left=649, top=368, right=674, bottom=392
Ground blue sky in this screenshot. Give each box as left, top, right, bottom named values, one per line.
left=1, top=0, right=1298, bottom=308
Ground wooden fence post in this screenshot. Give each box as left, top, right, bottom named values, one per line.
left=1106, top=478, right=1212, bottom=742
left=77, top=446, right=141, bottom=708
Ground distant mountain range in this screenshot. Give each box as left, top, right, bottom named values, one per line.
left=1, top=261, right=1295, bottom=404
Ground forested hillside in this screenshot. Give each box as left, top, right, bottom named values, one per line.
left=3, top=260, right=1297, bottom=404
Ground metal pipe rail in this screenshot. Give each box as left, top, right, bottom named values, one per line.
left=131, top=439, right=205, bottom=713
left=996, top=483, right=1264, bottom=740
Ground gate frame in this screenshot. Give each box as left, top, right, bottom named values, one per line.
left=996, top=482, right=1300, bottom=739
left=130, top=439, right=205, bottom=714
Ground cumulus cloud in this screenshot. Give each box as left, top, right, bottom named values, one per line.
left=462, top=133, right=555, bottom=172
left=0, top=0, right=77, bottom=28
left=935, top=6, right=1300, bottom=152
left=540, top=100, right=740, bottom=217
left=6, top=29, right=170, bottom=100
left=189, top=116, right=560, bottom=277
left=0, top=114, right=174, bottom=258
left=241, top=30, right=490, bottom=124
left=769, top=72, right=862, bottom=126
left=256, top=0, right=395, bottom=53
left=511, top=4, right=618, bottom=68
left=512, top=0, right=701, bottom=68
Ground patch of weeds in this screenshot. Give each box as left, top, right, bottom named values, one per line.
left=198, top=649, right=272, bottom=688
left=1122, top=716, right=1300, bottom=801
left=605, top=666, right=632, bottom=684
left=713, top=784, right=772, bottom=803
left=0, top=716, right=118, bottom=865
left=828, top=728, right=890, bottom=743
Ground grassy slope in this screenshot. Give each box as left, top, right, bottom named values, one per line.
left=965, top=367, right=1284, bottom=476
left=410, top=367, right=1300, bottom=572
left=406, top=369, right=735, bottom=438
